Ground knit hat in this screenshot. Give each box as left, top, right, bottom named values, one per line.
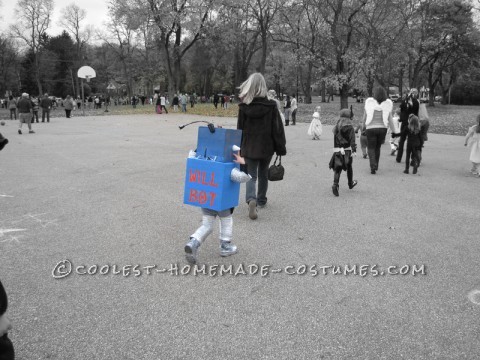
left=339, top=109, right=351, bottom=119
left=22, top=93, right=28, bottom=97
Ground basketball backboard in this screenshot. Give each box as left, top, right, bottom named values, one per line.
left=77, top=66, right=96, bottom=80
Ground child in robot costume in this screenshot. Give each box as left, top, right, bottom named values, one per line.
left=184, top=149, right=251, bottom=264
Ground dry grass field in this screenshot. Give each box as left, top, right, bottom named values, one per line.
left=1, top=97, right=477, bottom=136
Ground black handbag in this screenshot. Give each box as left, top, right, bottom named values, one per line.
left=268, top=156, right=284, bottom=181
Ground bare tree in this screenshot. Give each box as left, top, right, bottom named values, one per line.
left=146, top=0, right=215, bottom=95
left=58, top=3, right=91, bottom=98
left=100, top=15, right=138, bottom=97
left=274, top=1, right=331, bottom=103
left=10, top=0, right=54, bottom=95
left=248, top=0, right=281, bottom=74
left=313, top=0, right=370, bottom=109
left=214, top=0, right=262, bottom=88
left=0, top=36, right=21, bottom=95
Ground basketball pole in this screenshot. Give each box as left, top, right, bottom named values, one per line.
left=81, top=78, right=85, bottom=116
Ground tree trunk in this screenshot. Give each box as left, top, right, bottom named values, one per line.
left=427, top=67, right=435, bottom=106
left=321, top=68, right=327, bottom=102
left=258, top=32, right=267, bottom=74
left=337, top=56, right=348, bottom=109
left=301, top=63, right=313, bottom=104
left=35, top=52, right=43, bottom=95
left=340, top=82, right=348, bottom=109
left=398, top=66, right=404, bottom=97
left=321, top=80, right=326, bottom=103
left=366, top=71, right=374, bottom=97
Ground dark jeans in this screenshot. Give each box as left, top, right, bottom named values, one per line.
left=396, top=123, right=408, bottom=162
left=405, top=143, right=420, bottom=171
left=161, top=105, right=168, bottom=113
left=366, top=127, right=387, bottom=171
left=42, top=109, right=50, bottom=122
left=32, top=111, right=38, bottom=123
left=245, top=156, right=272, bottom=206
left=65, top=109, right=72, bottom=118
left=291, top=109, right=297, bottom=125
left=333, top=151, right=353, bottom=185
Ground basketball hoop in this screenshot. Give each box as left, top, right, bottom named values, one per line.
left=77, top=66, right=96, bottom=116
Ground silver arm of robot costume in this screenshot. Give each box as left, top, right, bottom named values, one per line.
left=230, top=144, right=251, bottom=183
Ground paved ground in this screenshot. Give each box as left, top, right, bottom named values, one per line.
left=0, top=113, right=479, bottom=360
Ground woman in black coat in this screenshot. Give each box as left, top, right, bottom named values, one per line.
left=0, top=280, right=14, bottom=360
left=237, top=73, right=287, bottom=220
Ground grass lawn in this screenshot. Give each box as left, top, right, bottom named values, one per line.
left=1, top=97, right=477, bottom=136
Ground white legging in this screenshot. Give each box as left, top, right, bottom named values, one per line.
left=191, top=213, right=233, bottom=243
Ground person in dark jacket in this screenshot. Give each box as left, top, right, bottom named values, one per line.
left=237, top=73, right=287, bottom=220
left=17, top=93, right=34, bottom=134
left=329, top=109, right=357, bottom=196
left=396, top=89, right=419, bottom=163
left=40, top=93, right=52, bottom=123
left=0, top=280, right=14, bottom=360
left=171, top=94, right=179, bottom=111
left=403, top=114, right=423, bottom=174
left=284, top=95, right=291, bottom=126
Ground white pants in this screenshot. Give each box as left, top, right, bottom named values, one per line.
left=191, top=208, right=233, bottom=243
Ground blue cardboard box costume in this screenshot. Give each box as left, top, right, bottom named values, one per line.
left=183, top=127, right=243, bottom=211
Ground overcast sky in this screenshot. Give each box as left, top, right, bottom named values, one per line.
left=0, top=0, right=109, bottom=36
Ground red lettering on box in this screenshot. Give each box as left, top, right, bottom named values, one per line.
left=189, top=189, right=198, bottom=202
left=209, top=172, right=218, bottom=187
left=189, top=170, right=198, bottom=182
left=188, top=188, right=218, bottom=207
left=209, top=192, right=217, bottom=206
left=198, top=191, right=207, bottom=204
left=189, top=169, right=219, bottom=188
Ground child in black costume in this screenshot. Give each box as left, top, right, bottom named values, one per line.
left=0, top=280, right=14, bottom=360
left=403, top=114, right=423, bottom=174
left=329, top=109, right=357, bottom=196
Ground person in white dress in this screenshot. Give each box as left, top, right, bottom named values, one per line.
left=464, top=114, right=480, bottom=176
left=307, top=106, right=323, bottom=140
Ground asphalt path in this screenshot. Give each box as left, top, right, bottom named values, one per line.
left=0, top=112, right=479, bottom=359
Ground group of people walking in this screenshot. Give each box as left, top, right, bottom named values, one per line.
left=327, top=86, right=432, bottom=196
left=5, top=92, right=78, bottom=128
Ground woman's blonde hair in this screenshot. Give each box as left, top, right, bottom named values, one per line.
left=238, top=73, right=268, bottom=105
left=408, top=114, right=420, bottom=134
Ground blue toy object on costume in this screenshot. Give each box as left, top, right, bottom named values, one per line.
left=196, top=127, right=242, bottom=163
left=183, top=126, right=244, bottom=211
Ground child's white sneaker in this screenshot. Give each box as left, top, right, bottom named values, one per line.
left=220, top=241, right=237, bottom=257
left=185, top=237, right=200, bottom=264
